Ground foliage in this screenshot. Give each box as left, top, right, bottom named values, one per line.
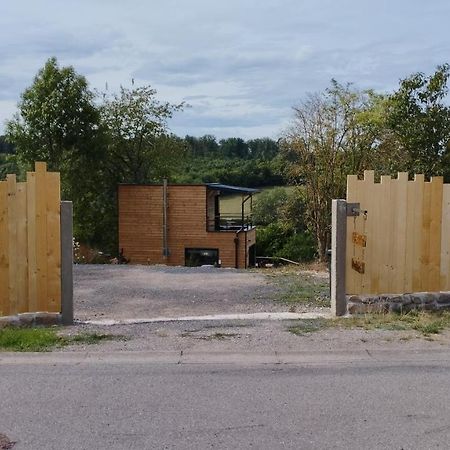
left=5, top=58, right=187, bottom=253
left=256, top=223, right=316, bottom=262
left=100, top=86, right=186, bottom=184
left=381, top=64, right=450, bottom=178
left=5, top=57, right=101, bottom=172
left=174, top=155, right=284, bottom=187
left=281, top=81, right=382, bottom=260
left=253, top=187, right=314, bottom=261
left=252, top=187, right=289, bottom=226
left=0, top=327, right=121, bottom=352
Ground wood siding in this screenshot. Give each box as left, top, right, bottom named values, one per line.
left=118, top=185, right=255, bottom=268
left=346, top=170, right=450, bottom=295
left=0, top=162, right=61, bottom=317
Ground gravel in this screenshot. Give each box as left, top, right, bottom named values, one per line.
left=74, top=264, right=289, bottom=321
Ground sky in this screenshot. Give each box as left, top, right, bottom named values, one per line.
left=1, top=0, right=450, bottom=140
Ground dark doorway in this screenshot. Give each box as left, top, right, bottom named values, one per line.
left=248, top=244, right=256, bottom=267
left=185, top=248, right=219, bottom=267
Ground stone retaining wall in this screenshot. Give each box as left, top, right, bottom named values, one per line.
left=347, top=292, right=450, bottom=314
left=0, top=313, right=62, bottom=328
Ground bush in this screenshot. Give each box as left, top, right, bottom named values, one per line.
left=275, top=233, right=316, bottom=262
left=252, top=187, right=288, bottom=226
left=256, top=224, right=316, bottom=262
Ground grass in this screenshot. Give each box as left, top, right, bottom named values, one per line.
left=286, top=311, right=450, bottom=337
left=0, top=327, right=123, bottom=352
left=266, top=267, right=330, bottom=307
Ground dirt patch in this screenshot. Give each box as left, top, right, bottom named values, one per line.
left=74, top=265, right=289, bottom=321
left=0, top=433, right=15, bottom=449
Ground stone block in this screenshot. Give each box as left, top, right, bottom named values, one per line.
left=348, top=303, right=370, bottom=314
left=34, top=313, right=61, bottom=326
left=347, top=295, right=362, bottom=304
left=437, top=292, right=450, bottom=304
left=389, top=303, right=403, bottom=313
left=18, top=313, right=36, bottom=327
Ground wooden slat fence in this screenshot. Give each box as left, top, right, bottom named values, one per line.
left=0, top=162, right=61, bottom=316
left=346, top=170, right=450, bottom=295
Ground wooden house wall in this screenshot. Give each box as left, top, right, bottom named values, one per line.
left=118, top=185, right=254, bottom=268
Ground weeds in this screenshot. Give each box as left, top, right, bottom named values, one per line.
left=286, top=311, right=450, bottom=337
left=0, top=327, right=123, bottom=352
left=266, top=267, right=330, bottom=307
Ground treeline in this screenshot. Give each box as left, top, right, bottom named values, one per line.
left=176, top=136, right=284, bottom=187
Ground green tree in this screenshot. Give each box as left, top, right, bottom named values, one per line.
left=282, top=81, right=381, bottom=260
left=6, top=57, right=101, bottom=172
left=100, top=86, right=185, bottom=184
left=381, top=64, right=450, bottom=178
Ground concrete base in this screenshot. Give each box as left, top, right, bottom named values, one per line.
left=0, top=313, right=62, bottom=328
left=347, top=292, right=450, bottom=314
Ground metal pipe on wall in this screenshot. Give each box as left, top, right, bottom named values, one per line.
left=162, top=179, right=169, bottom=257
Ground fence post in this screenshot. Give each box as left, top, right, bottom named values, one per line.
left=331, top=199, right=347, bottom=316
left=61, top=201, right=73, bottom=325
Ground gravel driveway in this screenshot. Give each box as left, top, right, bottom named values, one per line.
left=74, top=265, right=285, bottom=321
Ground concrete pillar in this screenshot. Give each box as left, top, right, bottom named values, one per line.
left=331, top=199, right=347, bottom=316
left=61, top=201, right=73, bottom=325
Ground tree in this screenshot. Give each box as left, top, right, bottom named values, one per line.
left=100, top=86, right=185, bottom=184
left=219, top=137, right=249, bottom=158
left=282, top=81, right=382, bottom=260
left=6, top=57, right=101, bottom=172
left=380, top=64, right=450, bottom=178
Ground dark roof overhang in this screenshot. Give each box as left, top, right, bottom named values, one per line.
left=205, top=183, right=260, bottom=195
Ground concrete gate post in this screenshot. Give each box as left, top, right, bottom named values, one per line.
left=331, top=199, right=347, bottom=316
left=61, top=201, right=74, bottom=325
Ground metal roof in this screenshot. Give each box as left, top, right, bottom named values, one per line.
left=205, top=183, right=261, bottom=194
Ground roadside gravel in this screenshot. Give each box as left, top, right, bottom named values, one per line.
left=74, top=264, right=297, bottom=321
left=58, top=318, right=450, bottom=354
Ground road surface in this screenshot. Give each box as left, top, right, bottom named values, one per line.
left=1, top=349, right=450, bottom=449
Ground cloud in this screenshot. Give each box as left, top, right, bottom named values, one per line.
left=1, top=0, right=450, bottom=138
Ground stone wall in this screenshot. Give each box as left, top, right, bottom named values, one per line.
left=347, top=292, right=450, bottom=314
left=0, top=313, right=62, bottom=328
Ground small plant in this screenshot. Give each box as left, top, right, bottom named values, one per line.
left=287, top=319, right=329, bottom=335
left=73, top=238, right=86, bottom=264
left=0, top=327, right=124, bottom=352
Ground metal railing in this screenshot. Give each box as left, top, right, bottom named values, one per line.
left=207, top=214, right=253, bottom=231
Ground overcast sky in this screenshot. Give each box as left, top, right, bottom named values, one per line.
left=1, top=0, right=449, bottom=139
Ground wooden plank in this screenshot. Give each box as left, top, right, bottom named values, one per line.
left=15, top=182, right=28, bottom=313
left=45, top=171, right=61, bottom=312
left=369, top=180, right=382, bottom=294
left=391, top=172, right=408, bottom=294
left=404, top=177, right=416, bottom=293
left=360, top=170, right=374, bottom=293
left=345, top=175, right=359, bottom=294
left=0, top=181, right=9, bottom=316
left=35, top=163, right=48, bottom=311
left=420, top=181, right=431, bottom=291
left=27, top=172, right=37, bottom=312
left=429, top=177, right=443, bottom=291
left=440, top=184, right=450, bottom=290
left=412, top=175, right=425, bottom=292
left=7, top=175, right=18, bottom=315
left=378, top=175, right=392, bottom=294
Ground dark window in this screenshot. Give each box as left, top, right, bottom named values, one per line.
left=185, top=248, right=219, bottom=267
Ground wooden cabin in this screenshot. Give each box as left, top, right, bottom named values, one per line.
left=118, top=183, right=258, bottom=268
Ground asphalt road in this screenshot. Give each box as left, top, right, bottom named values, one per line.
left=2, top=350, right=450, bottom=449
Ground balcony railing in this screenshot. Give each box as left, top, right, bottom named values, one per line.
left=207, top=213, right=254, bottom=232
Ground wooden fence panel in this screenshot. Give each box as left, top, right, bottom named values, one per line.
left=0, top=162, right=61, bottom=317
left=346, top=172, right=450, bottom=295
